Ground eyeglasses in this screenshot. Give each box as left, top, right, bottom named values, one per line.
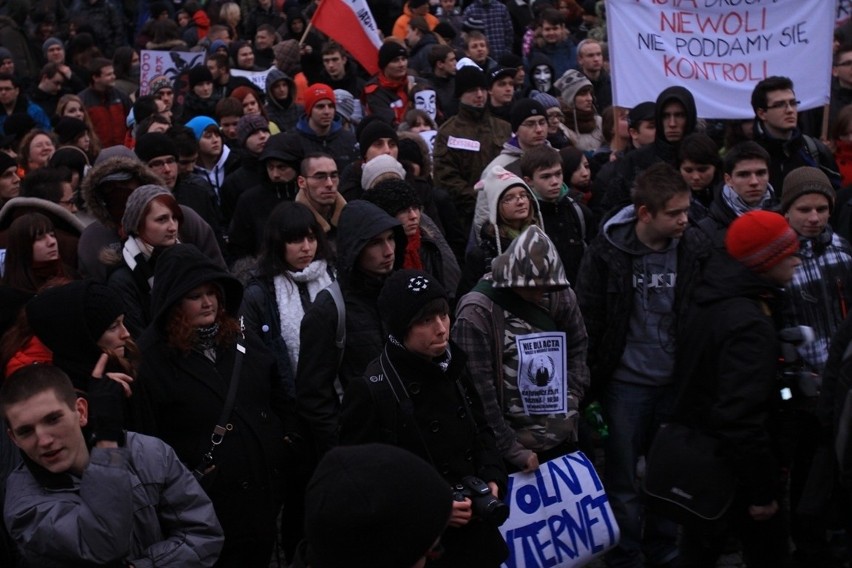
left=306, top=172, right=339, bottom=181
left=519, top=118, right=547, bottom=129
left=500, top=193, right=529, bottom=205
left=765, top=99, right=800, bottom=111
left=148, top=156, right=176, bottom=168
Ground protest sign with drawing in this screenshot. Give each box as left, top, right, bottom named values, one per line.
left=608, top=0, right=834, bottom=118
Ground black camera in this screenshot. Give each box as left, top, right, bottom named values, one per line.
left=777, top=326, right=819, bottom=400
left=452, top=476, right=510, bottom=526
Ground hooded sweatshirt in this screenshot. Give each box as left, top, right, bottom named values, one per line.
left=264, top=68, right=303, bottom=132
left=603, top=205, right=679, bottom=386
left=296, top=201, right=407, bottom=456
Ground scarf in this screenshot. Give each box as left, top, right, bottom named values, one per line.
left=274, top=260, right=333, bottom=373
left=377, top=72, right=409, bottom=124
left=565, top=106, right=598, bottom=135
left=721, top=183, right=775, bottom=217
left=31, top=259, right=64, bottom=288
left=402, top=229, right=423, bottom=270
left=195, top=322, right=220, bottom=362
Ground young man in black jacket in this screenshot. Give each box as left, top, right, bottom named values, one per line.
left=673, top=210, right=799, bottom=567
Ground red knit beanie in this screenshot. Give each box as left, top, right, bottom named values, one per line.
left=303, top=83, right=335, bottom=116
left=725, top=210, right=799, bottom=273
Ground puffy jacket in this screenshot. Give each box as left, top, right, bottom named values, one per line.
left=78, top=86, right=131, bottom=147
left=279, top=116, right=357, bottom=171
left=5, top=432, right=223, bottom=567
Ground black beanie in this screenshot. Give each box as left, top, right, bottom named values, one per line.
left=378, top=41, right=408, bottom=70
left=454, top=66, right=488, bottom=98
left=363, top=178, right=422, bottom=216
left=188, top=64, right=213, bottom=88
left=358, top=119, right=398, bottom=158
left=305, top=443, right=452, bottom=568
left=54, top=117, right=88, bottom=145
left=0, top=150, right=16, bottom=172
left=378, top=269, right=448, bottom=340
left=135, top=132, right=178, bottom=162
left=397, top=137, right=424, bottom=169
left=510, top=98, right=547, bottom=132
left=27, top=281, right=125, bottom=381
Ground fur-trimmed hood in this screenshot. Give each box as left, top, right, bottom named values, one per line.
left=81, top=156, right=163, bottom=228
left=0, top=197, right=85, bottom=233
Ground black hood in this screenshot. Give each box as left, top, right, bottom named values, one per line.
left=654, top=85, right=698, bottom=143
left=335, top=200, right=406, bottom=287
left=692, top=251, right=782, bottom=307
left=149, top=244, right=243, bottom=330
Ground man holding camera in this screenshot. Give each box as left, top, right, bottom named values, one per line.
left=2, top=362, right=223, bottom=567
left=340, top=269, right=508, bottom=567
left=672, top=210, right=800, bottom=567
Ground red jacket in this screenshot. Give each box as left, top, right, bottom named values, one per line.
left=79, top=86, right=131, bottom=148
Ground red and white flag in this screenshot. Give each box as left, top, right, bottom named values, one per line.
left=310, top=0, right=383, bottom=76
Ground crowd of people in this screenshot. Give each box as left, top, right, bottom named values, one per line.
left=0, top=0, right=851, bottom=566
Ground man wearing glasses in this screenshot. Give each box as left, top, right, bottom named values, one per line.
left=751, top=75, right=840, bottom=196
left=296, top=153, right=346, bottom=242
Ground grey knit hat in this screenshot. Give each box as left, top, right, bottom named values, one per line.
left=42, top=37, right=63, bottom=56
left=121, top=184, right=173, bottom=236
left=554, top=69, right=592, bottom=107
left=237, top=114, right=269, bottom=147
left=529, top=90, right=561, bottom=111
left=361, top=154, right=406, bottom=189
left=780, top=166, right=836, bottom=213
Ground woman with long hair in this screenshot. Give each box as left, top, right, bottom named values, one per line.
left=55, top=94, right=102, bottom=160
left=230, top=86, right=281, bottom=134
left=1, top=212, right=69, bottom=293
left=106, top=185, right=183, bottom=337
left=241, top=201, right=333, bottom=394
left=134, top=243, right=287, bottom=567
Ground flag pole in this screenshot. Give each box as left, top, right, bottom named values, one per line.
left=299, top=22, right=314, bottom=46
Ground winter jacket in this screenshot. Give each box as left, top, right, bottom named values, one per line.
left=363, top=73, right=423, bottom=127
left=529, top=37, right=577, bottom=78
left=752, top=120, right=841, bottom=196
left=453, top=226, right=590, bottom=469
left=4, top=432, right=223, bottom=567
left=783, top=228, right=852, bottom=373
left=240, top=261, right=334, bottom=399
left=433, top=104, right=511, bottom=230
left=220, top=152, right=264, bottom=226
left=78, top=86, right=131, bottom=148
left=172, top=173, right=222, bottom=243
left=227, top=177, right=299, bottom=261
left=296, top=201, right=406, bottom=457
left=180, top=91, right=222, bottom=124
left=575, top=206, right=710, bottom=396
left=264, top=68, right=303, bottom=132
left=339, top=338, right=509, bottom=566
left=535, top=190, right=594, bottom=286
left=0, top=16, right=40, bottom=79
left=391, top=2, right=439, bottom=40
left=78, top=156, right=225, bottom=282
left=135, top=244, right=287, bottom=565
left=672, top=252, right=786, bottom=506
left=0, top=95, right=51, bottom=135
left=279, top=116, right=358, bottom=171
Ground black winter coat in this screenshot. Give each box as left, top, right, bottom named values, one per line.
left=672, top=252, right=785, bottom=506
left=340, top=339, right=508, bottom=567
left=295, top=201, right=406, bottom=457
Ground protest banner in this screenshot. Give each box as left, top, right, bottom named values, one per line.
left=499, top=452, right=619, bottom=568
left=139, top=50, right=206, bottom=96
left=231, top=67, right=274, bottom=92
left=607, top=0, right=834, bottom=118
left=309, top=0, right=383, bottom=75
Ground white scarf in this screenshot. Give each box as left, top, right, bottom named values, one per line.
left=273, top=260, right=333, bottom=373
